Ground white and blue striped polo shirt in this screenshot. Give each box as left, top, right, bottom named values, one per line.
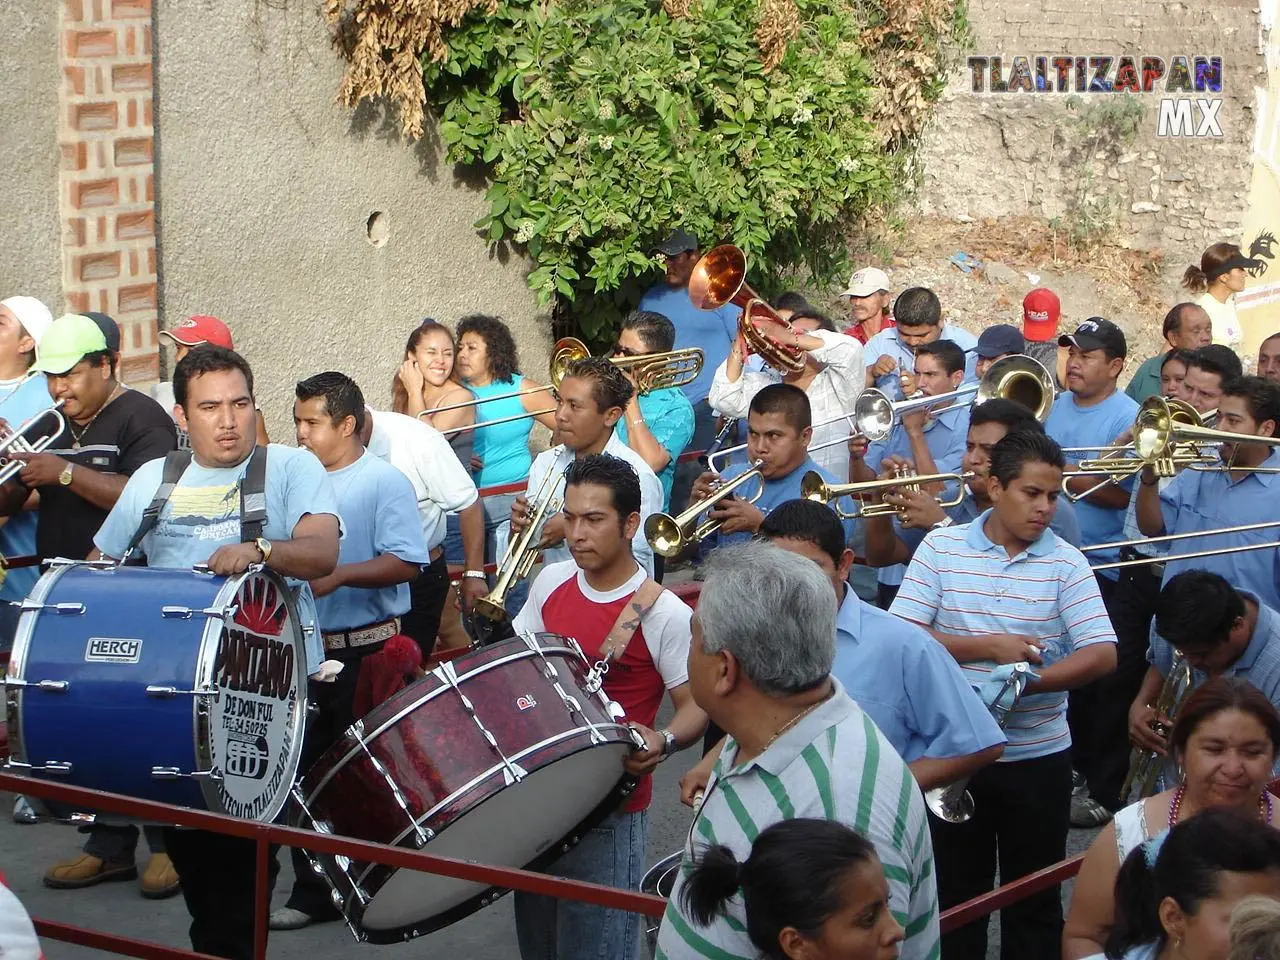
left=655, top=679, right=939, bottom=960
left=891, top=510, right=1116, bottom=762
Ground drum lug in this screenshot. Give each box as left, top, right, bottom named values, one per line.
left=145, top=684, right=219, bottom=699
left=161, top=605, right=231, bottom=621
left=6, top=760, right=73, bottom=775
left=150, top=766, right=223, bottom=781
left=2, top=678, right=69, bottom=693
left=19, top=600, right=85, bottom=616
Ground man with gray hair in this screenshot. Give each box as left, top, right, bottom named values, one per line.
left=654, top=541, right=939, bottom=960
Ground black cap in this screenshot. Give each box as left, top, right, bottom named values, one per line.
left=653, top=229, right=698, bottom=257
left=1058, top=317, right=1127, bottom=359
left=976, top=324, right=1025, bottom=359
left=83, top=311, right=121, bottom=353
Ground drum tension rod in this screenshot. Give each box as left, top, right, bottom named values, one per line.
left=145, top=684, right=218, bottom=699
left=436, top=658, right=528, bottom=785
left=150, top=766, right=223, bottom=781
left=290, top=787, right=372, bottom=909
left=2, top=678, right=69, bottom=692
left=348, top=718, right=432, bottom=850
left=161, top=605, right=234, bottom=621
left=5, top=760, right=73, bottom=775
left=19, top=600, right=85, bottom=616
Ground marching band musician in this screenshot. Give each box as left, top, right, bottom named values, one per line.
left=510, top=454, right=705, bottom=960
left=891, top=429, right=1117, bottom=960
left=707, top=304, right=864, bottom=478
left=0, top=314, right=179, bottom=898
left=1131, top=571, right=1280, bottom=776
left=862, top=286, right=977, bottom=399
left=272, top=372, right=429, bottom=932
left=1136, top=375, right=1280, bottom=612
left=681, top=498, right=1006, bottom=798
left=509, top=357, right=663, bottom=589
left=852, top=339, right=971, bottom=609
left=1259, top=331, right=1280, bottom=384
left=88, top=346, right=341, bottom=960
left=689, top=383, right=845, bottom=550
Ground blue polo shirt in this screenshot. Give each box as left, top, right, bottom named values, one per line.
left=863, top=325, right=979, bottom=400
left=834, top=586, right=1005, bottom=762
left=715, top=456, right=852, bottom=548
left=1149, top=591, right=1280, bottom=703
left=1043, top=388, right=1139, bottom=577
left=891, top=510, right=1116, bottom=762
left=0, top=374, right=55, bottom=603
left=1158, top=448, right=1280, bottom=611
left=615, top=386, right=696, bottom=510
left=637, top=283, right=739, bottom=405
left=865, top=404, right=971, bottom=588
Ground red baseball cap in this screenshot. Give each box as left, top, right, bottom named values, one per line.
left=1022, top=288, right=1061, bottom=343
left=160, top=314, right=234, bottom=349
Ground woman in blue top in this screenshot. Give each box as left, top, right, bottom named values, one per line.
left=453, top=315, right=556, bottom=561
left=1098, top=809, right=1280, bottom=960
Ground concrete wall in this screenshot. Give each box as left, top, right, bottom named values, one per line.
left=1, top=4, right=64, bottom=309
left=917, top=0, right=1263, bottom=269
left=151, top=0, right=544, bottom=435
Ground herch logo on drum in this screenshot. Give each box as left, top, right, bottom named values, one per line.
left=208, top=572, right=303, bottom=822
left=84, top=637, right=142, bottom=663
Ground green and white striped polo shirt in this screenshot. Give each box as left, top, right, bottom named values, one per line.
left=655, top=679, right=940, bottom=960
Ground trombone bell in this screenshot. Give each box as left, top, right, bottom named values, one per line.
left=548, top=337, right=705, bottom=395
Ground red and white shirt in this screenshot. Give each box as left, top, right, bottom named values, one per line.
left=512, top=560, right=692, bottom=812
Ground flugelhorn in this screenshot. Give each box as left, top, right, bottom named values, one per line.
left=473, top=469, right=563, bottom=622
left=644, top=462, right=765, bottom=557
left=0, top=402, right=67, bottom=486
left=548, top=337, right=704, bottom=395
left=926, top=662, right=1032, bottom=824
left=800, top=467, right=970, bottom=520
left=1120, top=652, right=1192, bottom=802
left=688, top=245, right=807, bottom=374
left=853, top=354, right=1055, bottom=443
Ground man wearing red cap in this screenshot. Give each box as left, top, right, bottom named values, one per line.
left=153, top=316, right=269, bottom=448
left=1022, top=289, right=1066, bottom=389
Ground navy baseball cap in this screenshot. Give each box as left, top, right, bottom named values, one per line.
left=976, top=324, right=1025, bottom=359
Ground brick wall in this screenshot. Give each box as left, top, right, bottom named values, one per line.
left=59, top=0, right=158, bottom=385
left=917, top=0, right=1264, bottom=270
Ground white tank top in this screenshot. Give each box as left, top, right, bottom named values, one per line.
left=1113, top=800, right=1153, bottom=861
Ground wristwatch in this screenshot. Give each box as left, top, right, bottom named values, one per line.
left=658, top=729, right=677, bottom=759
left=254, top=537, right=273, bottom=564
left=931, top=517, right=954, bottom=530
left=58, top=464, right=74, bottom=486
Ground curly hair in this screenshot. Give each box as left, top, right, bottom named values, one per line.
left=457, top=314, right=520, bottom=384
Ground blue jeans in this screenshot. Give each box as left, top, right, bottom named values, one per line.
left=441, top=514, right=465, bottom=566
left=484, top=490, right=529, bottom=616
left=513, top=809, right=648, bottom=960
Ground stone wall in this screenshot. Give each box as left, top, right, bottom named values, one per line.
left=918, top=0, right=1264, bottom=271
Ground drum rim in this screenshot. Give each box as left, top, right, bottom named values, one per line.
left=299, top=637, right=592, bottom=805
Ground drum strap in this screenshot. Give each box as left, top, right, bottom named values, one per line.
left=121, top=446, right=269, bottom=560
left=598, top=577, right=664, bottom=665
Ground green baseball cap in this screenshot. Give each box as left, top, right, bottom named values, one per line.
left=32, top=314, right=109, bottom=375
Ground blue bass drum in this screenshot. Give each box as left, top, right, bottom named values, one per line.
left=4, top=561, right=307, bottom=822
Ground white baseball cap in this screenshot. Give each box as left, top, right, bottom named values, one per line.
left=0, top=296, right=54, bottom=346
left=839, top=267, right=890, bottom=299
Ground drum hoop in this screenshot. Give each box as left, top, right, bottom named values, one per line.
left=195, top=567, right=309, bottom=823
left=4, top=560, right=78, bottom=774
left=300, top=641, right=590, bottom=806
left=347, top=722, right=636, bottom=891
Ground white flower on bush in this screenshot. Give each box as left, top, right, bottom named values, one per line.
left=514, top=221, right=535, bottom=244
left=598, top=100, right=615, bottom=120
left=598, top=135, right=615, bottom=151
left=838, top=155, right=858, bottom=173
left=790, top=107, right=813, bottom=124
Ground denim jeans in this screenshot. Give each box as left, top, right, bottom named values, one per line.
left=513, top=809, right=648, bottom=960
left=484, top=490, right=528, bottom=616
left=441, top=514, right=465, bottom=566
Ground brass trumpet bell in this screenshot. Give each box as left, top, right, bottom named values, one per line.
left=801, top=468, right=970, bottom=520
left=644, top=464, right=765, bottom=557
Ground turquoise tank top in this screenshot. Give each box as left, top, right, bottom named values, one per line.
left=469, top=375, right=536, bottom=487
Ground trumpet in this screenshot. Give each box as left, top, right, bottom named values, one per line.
left=644, top=462, right=764, bottom=557
left=1120, top=652, right=1192, bottom=801
left=548, top=337, right=704, bottom=395
left=688, top=245, right=807, bottom=374
left=853, top=354, right=1055, bottom=442
left=800, top=467, right=970, bottom=520
left=0, top=402, right=67, bottom=486
left=927, top=662, right=1032, bottom=823
left=473, top=469, right=563, bottom=622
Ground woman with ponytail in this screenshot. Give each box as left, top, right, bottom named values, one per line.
left=1181, top=243, right=1253, bottom=352
left=1099, top=809, right=1280, bottom=960
left=680, top=818, right=904, bottom=960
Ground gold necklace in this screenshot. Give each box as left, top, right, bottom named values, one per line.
left=70, top=385, right=121, bottom=449
left=762, top=690, right=832, bottom=752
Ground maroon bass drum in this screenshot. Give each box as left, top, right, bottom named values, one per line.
left=290, top=631, right=644, bottom=943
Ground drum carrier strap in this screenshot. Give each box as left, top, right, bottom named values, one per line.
left=120, top=446, right=269, bottom=562
left=598, top=577, right=664, bottom=665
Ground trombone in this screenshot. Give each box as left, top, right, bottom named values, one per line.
left=549, top=337, right=703, bottom=395
left=644, top=462, right=765, bottom=557
left=1084, top=519, right=1280, bottom=572
left=1120, top=652, right=1192, bottom=802
left=800, top=467, right=970, bottom=520
left=473, top=468, right=563, bottom=622
left=0, top=402, right=67, bottom=485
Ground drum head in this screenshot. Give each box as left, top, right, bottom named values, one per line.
left=360, top=740, right=632, bottom=935
left=201, top=569, right=307, bottom=822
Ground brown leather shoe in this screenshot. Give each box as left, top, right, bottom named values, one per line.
left=139, top=853, right=181, bottom=899
left=43, top=854, right=138, bottom=889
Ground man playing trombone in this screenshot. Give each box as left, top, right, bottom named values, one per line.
left=891, top=429, right=1117, bottom=960
left=1135, top=375, right=1280, bottom=612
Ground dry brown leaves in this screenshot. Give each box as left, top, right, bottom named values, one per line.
left=860, top=0, right=954, bottom=147
left=324, top=0, right=499, bottom=140
left=662, top=0, right=693, bottom=18
left=755, top=0, right=800, bottom=73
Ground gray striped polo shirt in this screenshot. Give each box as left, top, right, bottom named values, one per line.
left=655, top=678, right=940, bottom=960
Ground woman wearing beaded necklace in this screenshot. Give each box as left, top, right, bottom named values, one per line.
left=1064, top=678, right=1280, bottom=959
